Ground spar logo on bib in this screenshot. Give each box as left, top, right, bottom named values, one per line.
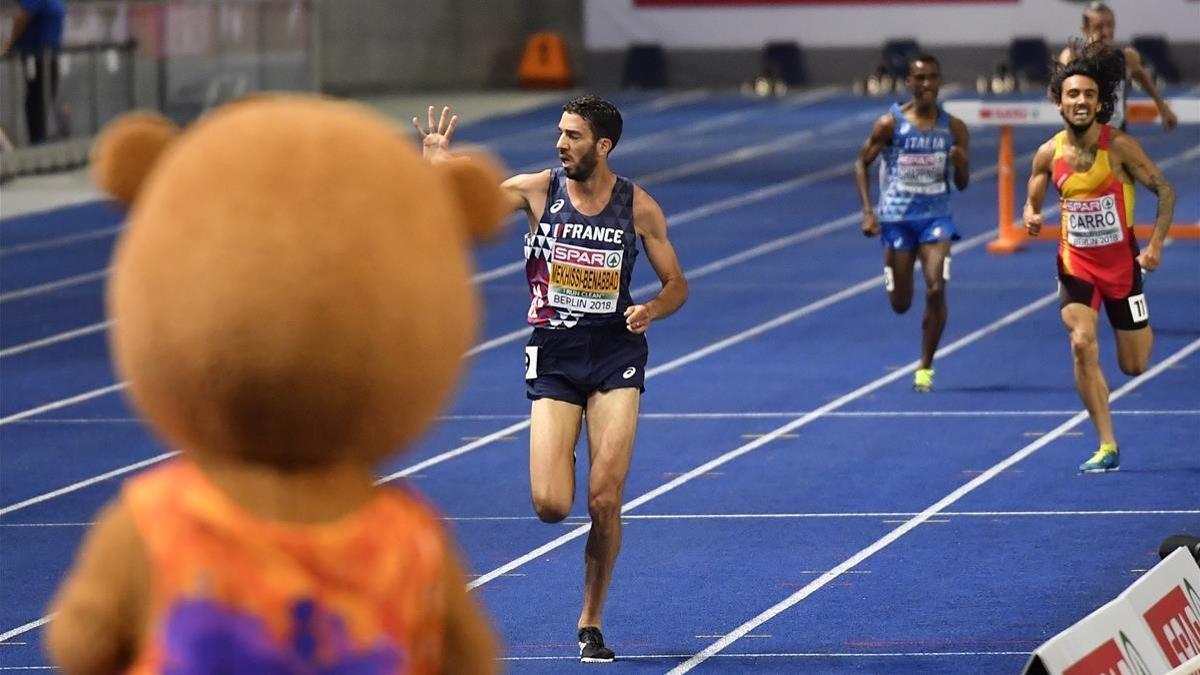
left=1142, top=579, right=1200, bottom=667
left=896, top=152, right=947, bottom=195
left=1064, top=195, right=1124, bottom=248
left=548, top=241, right=624, bottom=314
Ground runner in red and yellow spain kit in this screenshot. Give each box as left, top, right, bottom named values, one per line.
left=1023, top=43, right=1176, bottom=474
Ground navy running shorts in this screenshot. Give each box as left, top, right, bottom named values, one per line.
left=525, top=323, right=648, bottom=406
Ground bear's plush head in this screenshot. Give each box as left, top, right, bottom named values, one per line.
left=93, top=95, right=507, bottom=470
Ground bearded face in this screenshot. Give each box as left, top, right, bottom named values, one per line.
left=1059, top=74, right=1100, bottom=135
left=556, top=111, right=606, bottom=181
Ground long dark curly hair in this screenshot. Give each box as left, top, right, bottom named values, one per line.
left=1048, top=40, right=1124, bottom=124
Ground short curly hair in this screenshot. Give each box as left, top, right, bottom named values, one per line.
left=1048, top=41, right=1124, bottom=124
left=562, top=95, right=623, bottom=151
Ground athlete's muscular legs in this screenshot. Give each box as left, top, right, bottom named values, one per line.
left=1114, top=326, right=1153, bottom=376
left=577, top=388, right=639, bottom=630
left=1062, top=303, right=1116, bottom=446
left=530, top=398, right=584, bottom=523
left=884, top=248, right=917, bottom=314
left=916, top=240, right=951, bottom=370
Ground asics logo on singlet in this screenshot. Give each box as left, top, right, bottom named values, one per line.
left=550, top=199, right=565, bottom=214
left=622, top=367, right=637, bottom=379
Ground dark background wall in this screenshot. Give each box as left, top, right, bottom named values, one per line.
left=585, top=44, right=1200, bottom=91
left=316, top=0, right=583, bottom=94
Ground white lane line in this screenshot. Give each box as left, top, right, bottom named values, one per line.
left=0, top=269, right=108, bottom=304
left=3, top=418, right=138, bottom=423
left=19, top=408, right=1196, bottom=423
left=499, top=650, right=1029, bottom=661
left=617, top=510, right=1200, bottom=520
left=426, top=409, right=1200, bottom=421
left=644, top=89, right=714, bottom=112
left=0, top=321, right=111, bottom=359
left=0, top=383, right=127, bottom=427
left=465, top=287, right=1063, bottom=591
left=672, top=336, right=1200, bottom=673
left=0, top=650, right=1028, bottom=668
left=0, top=616, right=54, bottom=644
left=0, top=523, right=94, bottom=527
left=0, top=452, right=178, bottom=517
left=0, top=226, right=121, bottom=256
left=6, top=509, right=1200, bottom=528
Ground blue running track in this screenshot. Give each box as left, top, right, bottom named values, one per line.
left=2, top=88, right=1198, bottom=673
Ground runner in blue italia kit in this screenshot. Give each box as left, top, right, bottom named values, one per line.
left=855, top=54, right=970, bottom=392
left=414, top=97, right=688, bottom=664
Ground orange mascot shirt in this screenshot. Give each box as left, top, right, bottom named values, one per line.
left=123, top=460, right=447, bottom=674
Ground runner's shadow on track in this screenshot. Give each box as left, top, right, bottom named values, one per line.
left=1144, top=327, right=1200, bottom=338
left=1110, top=466, right=1200, bottom=476
left=938, top=384, right=1076, bottom=393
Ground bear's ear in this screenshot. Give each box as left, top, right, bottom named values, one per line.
left=432, top=153, right=509, bottom=241
left=90, top=111, right=181, bottom=205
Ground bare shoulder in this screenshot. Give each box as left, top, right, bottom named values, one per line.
left=1032, top=137, right=1057, bottom=169
left=633, top=184, right=667, bottom=237
left=1122, top=45, right=1143, bottom=66
left=873, top=112, right=896, bottom=135
left=633, top=184, right=664, bottom=218
left=502, top=169, right=552, bottom=214
left=502, top=169, right=552, bottom=194
left=1109, top=128, right=1142, bottom=153
left=1109, top=128, right=1151, bottom=163
left=948, top=115, right=969, bottom=136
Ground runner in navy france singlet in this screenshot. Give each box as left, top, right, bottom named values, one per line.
left=524, top=168, right=638, bottom=330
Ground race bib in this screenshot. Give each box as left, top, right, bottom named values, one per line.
left=897, top=152, right=947, bottom=195
left=524, top=346, right=538, bottom=379
left=1064, top=196, right=1125, bottom=248
left=1128, top=293, right=1149, bottom=323
left=547, top=242, right=623, bottom=314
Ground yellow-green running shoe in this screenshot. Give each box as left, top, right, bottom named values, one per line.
left=912, top=368, right=934, bottom=393
left=1079, top=443, right=1119, bottom=473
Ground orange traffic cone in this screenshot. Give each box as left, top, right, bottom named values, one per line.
left=519, top=32, right=573, bottom=90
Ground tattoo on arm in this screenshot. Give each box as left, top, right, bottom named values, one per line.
left=1141, top=170, right=1176, bottom=241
